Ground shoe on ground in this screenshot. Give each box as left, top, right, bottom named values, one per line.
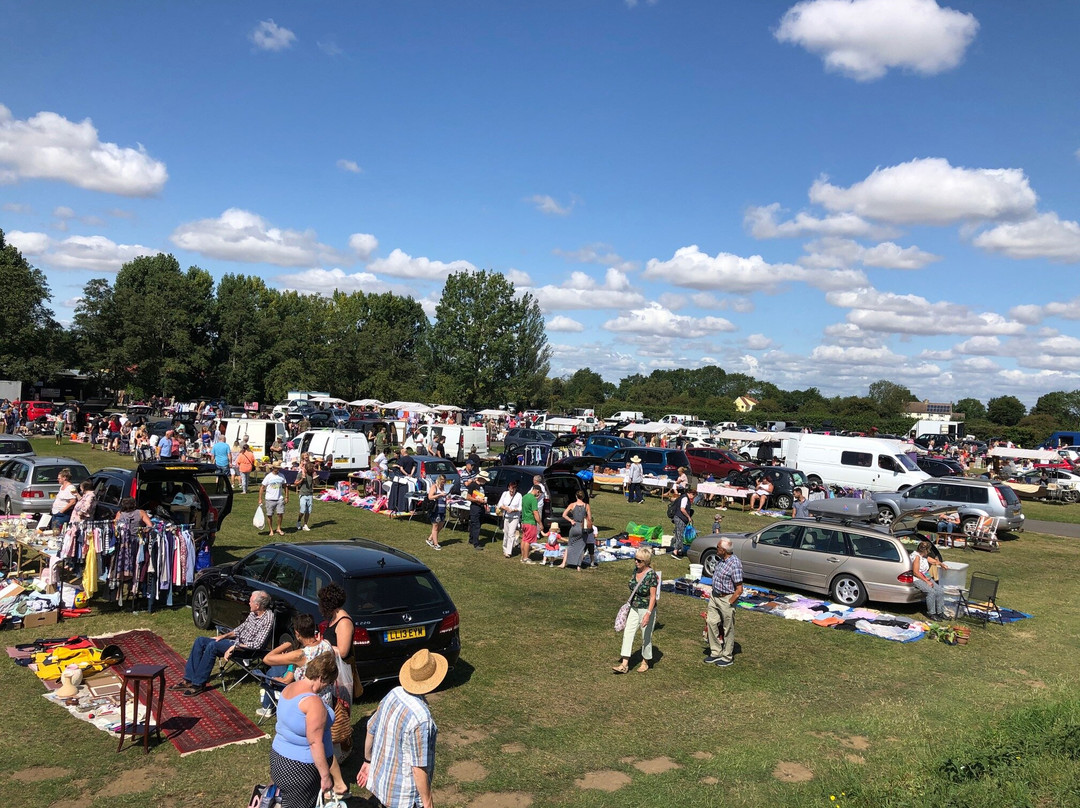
left=296, top=523, right=302, bottom=530
left=713, top=659, right=733, bottom=667
left=182, top=684, right=209, bottom=696
left=168, top=679, right=191, bottom=691
left=426, top=539, right=436, bottom=549
left=255, top=707, right=275, bottom=718
left=301, top=525, right=310, bottom=531
left=703, top=655, right=721, bottom=664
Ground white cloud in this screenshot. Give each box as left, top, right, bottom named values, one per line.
left=1009, top=297, right=1080, bottom=325
left=62, top=296, right=83, bottom=308
left=553, top=242, right=637, bottom=271
left=348, top=233, right=378, bottom=260
left=0, top=104, right=167, bottom=196
left=745, top=334, right=775, bottom=350
left=1038, top=335, right=1080, bottom=356
left=106, top=208, right=135, bottom=220
left=337, top=159, right=362, bottom=174
left=505, top=268, right=532, bottom=286
left=775, top=0, right=979, bottom=81
left=367, top=248, right=476, bottom=280
left=53, top=206, right=75, bottom=219
left=317, top=40, right=343, bottom=57
left=973, top=212, right=1080, bottom=262
left=547, top=315, right=585, bottom=332
left=527, top=194, right=572, bottom=216
left=526, top=268, right=645, bottom=311
left=953, top=336, right=1001, bottom=355
left=275, top=268, right=391, bottom=295
left=826, top=287, right=1027, bottom=336
left=745, top=203, right=895, bottom=239
left=2, top=202, right=31, bottom=213
left=800, top=236, right=940, bottom=269
left=251, top=19, right=296, bottom=52
left=643, top=244, right=867, bottom=293
left=171, top=208, right=346, bottom=267
left=809, top=158, right=1037, bottom=224
left=9, top=230, right=153, bottom=272
left=604, top=302, right=737, bottom=339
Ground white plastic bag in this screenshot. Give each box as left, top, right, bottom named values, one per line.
left=253, top=506, right=266, bottom=530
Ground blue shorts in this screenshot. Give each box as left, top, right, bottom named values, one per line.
left=298, top=495, right=313, bottom=515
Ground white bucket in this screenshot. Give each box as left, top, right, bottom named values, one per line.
left=688, top=563, right=704, bottom=581
left=942, top=586, right=963, bottom=619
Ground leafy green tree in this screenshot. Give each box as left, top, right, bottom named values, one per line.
left=954, top=397, right=986, bottom=420
left=1031, top=391, right=1080, bottom=426
left=563, top=368, right=608, bottom=407
left=987, top=395, right=1026, bottom=426
left=867, top=379, right=916, bottom=418
left=0, top=229, right=62, bottom=384
left=212, top=274, right=277, bottom=404
left=428, top=270, right=550, bottom=408
left=264, top=291, right=332, bottom=401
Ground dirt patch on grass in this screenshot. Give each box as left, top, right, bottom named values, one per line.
left=444, top=729, right=490, bottom=748
left=95, top=764, right=173, bottom=797
left=500, top=742, right=527, bottom=754
left=844, top=754, right=866, bottom=764
left=574, top=770, right=632, bottom=791
left=839, top=735, right=870, bottom=750
left=634, top=756, right=681, bottom=774
left=691, top=751, right=713, bottom=760
left=1025, top=679, right=1047, bottom=689
left=467, top=792, right=534, bottom=808
left=434, top=784, right=465, bottom=807
left=701, top=776, right=719, bottom=785
left=772, top=762, right=814, bottom=783
left=12, top=767, right=74, bottom=782
left=449, top=761, right=488, bottom=783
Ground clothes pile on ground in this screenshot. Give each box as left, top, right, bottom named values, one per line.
left=0, top=516, right=92, bottom=628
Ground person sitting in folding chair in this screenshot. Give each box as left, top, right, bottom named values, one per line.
left=257, top=613, right=333, bottom=718
left=171, top=590, right=275, bottom=696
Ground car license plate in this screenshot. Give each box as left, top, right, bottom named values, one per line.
left=49, top=493, right=56, bottom=499
left=384, top=627, right=425, bottom=643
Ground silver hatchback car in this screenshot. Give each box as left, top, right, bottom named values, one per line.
left=0, top=457, right=90, bottom=515
left=686, top=499, right=923, bottom=608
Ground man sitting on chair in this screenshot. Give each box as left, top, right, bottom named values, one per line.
left=172, top=590, right=275, bottom=696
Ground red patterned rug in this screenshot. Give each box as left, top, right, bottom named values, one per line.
left=95, top=629, right=267, bottom=756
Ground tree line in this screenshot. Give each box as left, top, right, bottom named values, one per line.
left=1, top=229, right=1077, bottom=445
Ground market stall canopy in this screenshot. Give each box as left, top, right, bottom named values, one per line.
left=432, top=405, right=463, bottom=412
left=477, top=408, right=509, bottom=417
left=349, top=399, right=382, bottom=407
left=310, top=396, right=346, bottom=404
left=988, top=447, right=1061, bottom=462
left=717, top=429, right=775, bottom=443
left=382, top=401, right=431, bottom=412
left=616, top=421, right=679, bottom=434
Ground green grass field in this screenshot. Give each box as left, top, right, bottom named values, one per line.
left=2, top=437, right=1079, bottom=808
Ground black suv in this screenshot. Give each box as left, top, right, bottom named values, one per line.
left=86, top=462, right=233, bottom=544
left=503, top=427, right=557, bottom=455
left=481, top=459, right=592, bottom=532
left=191, top=539, right=460, bottom=686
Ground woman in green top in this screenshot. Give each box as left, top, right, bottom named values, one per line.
left=295, top=462, right=315, bottom=532
left=613, top=546, right=658, bottom=674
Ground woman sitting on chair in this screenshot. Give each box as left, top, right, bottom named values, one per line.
left=911, top=540, right=949, bottom=620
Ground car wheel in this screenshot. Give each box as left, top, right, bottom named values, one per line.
left=699, top=549, right=718, bottom=578
left=2, top=497, right=11, bottom=516
left=876, top=506, right=895, bottom=526
left=807, top=475, right=823, bottom=487
left=774, top=493, right=793, bottom=510
left=192, top=585, right=213, bottom=630
left=1064, top=489, right=1078, bottom=504
left=831, top=574, right=866, bottom=607
left=961, top=516, right=979, bottom=536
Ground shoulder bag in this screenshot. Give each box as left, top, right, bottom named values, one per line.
left=614, top=575, right=648, bottom=632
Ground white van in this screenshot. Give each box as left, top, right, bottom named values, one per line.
left=221, top=418, right=288, bottom=458
left=296, top=430, right=371, bottom=473
left=783, top=434, right=929, bottom=492
left=403, top=424, right=488, bottom=462
left=660, top=414, right=696, bottom=425
left=610, top=411, right=645, bottom=423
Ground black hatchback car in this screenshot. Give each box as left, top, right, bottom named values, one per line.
left=191, top=539, right=460, bottom=686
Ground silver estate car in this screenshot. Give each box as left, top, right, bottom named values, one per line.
left=686, top=499, right=923, bottom=608
left=0, top=457, right=90, bottom=515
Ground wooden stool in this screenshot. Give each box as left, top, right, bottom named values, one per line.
left=117, top=663, right=166, bottom=753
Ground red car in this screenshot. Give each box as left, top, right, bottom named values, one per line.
left=685, top=446, right=747, bottom=479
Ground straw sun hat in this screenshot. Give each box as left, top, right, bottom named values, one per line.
left=399, top=648, right=448, bottom=695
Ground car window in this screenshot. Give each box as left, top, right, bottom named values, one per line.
left=756, top=524, right=801, bottom=549
left=235, top=550, right=277, bottom=581
left=302, top=565, right=330, bottom=601
left=877, top=455, right=899, bottom=472
left=98, top=482, right=123, bottom=506
left=967, top=486, right=988, bottom=504
left=848, top=533, right=902, bottom=562
left=642, top=450, right=663, bottom=465
left=0, top=439, right=31, bottom=454
left=546, top=475, right=581, bottom=510
left=423, top=460, right=456, bottom=476
left=266, top=554, right=308, bottom=595
left=347, top=572, right=445, bottom=614
left=937, top=484, right=965, bottom=502
left=841, top=451, right=872, bottom=467
left=799, top=527, right=847, bottom=554
left=997, top=484, right=1020, bottom=505
left=12, top=461, right=29, bottom=483
left=910, top=483, right=938, bottom=499
left=608, top=450, right=629, bottom=463
left=666, top=451, right=690, bottom=467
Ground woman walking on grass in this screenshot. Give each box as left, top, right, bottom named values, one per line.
left=613, top=546, right=658, bottom=673
left=426, top=475, right=449, bottom=550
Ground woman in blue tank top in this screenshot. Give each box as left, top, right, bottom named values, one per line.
left=270, top=651, right=339, bottom=808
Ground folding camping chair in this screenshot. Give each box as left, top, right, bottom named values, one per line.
left=957, top=572, right=1004, bottom=626
left=215, top=611, right=276, bottom=692
left=249, top=668, right=288, bottom=724
left=967, top=516, right=1000, bottom=552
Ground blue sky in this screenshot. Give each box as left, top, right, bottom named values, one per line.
left=2, top=0, right=1079, bottom=406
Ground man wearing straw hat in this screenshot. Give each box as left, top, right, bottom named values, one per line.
left=357, top=649, right=447, bottom=808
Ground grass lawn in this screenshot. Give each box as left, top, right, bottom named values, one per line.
left=3, top=437, right=1080, bottom=807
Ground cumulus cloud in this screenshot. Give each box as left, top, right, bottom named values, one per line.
left=0, top=104, right=167, bottom=196
left=745, top=203, right=896, bottom=239
left=171, top=208, right=352, bottom=267
left=2, top=202, right=31, bottom=213
left=809, top=158, right=1037, bottom=225
left=336, top=159, right=362, bottom=174
left=275, top=268, right=393, bottom=295
left=775, top=0, right=979, bottom=81
left=1009, top=297, right=1080, bottom=325
left=527, top=194, right=573, bottom=216
left=973, top=212, right=1080, bottom=262
left=604, top=302, right=737, bottom=339
left=251, top=19, right=296, bottom=52
left=526, top=268, right=645, bottom=311
left=8, top=230, right=153, bottom=272
left=367, top=248, right=476, bottom=280
left=800, top=236, right=940, bottom=269
left=1038, top=335, right=1080, bottom=356
left=553, top=242, right=637, bottom=271
left=504, top=268, right=532, bottom=286
left=348, top=233, right=378, bottom=260
left=826, top=287, right=1027, bottom=336
left=745, top=334, right=775, bottom=350
left=547, top=315, right=585, bottom=332
left=643, top=245, right=866, bottom=293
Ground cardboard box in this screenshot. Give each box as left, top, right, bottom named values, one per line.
left=20, top=610, right=59, bottom=629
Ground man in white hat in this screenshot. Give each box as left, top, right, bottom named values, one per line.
left=357, top=648, right=447, bottom=807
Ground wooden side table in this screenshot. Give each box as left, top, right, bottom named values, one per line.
left=117, top=663, right=166, bottom=753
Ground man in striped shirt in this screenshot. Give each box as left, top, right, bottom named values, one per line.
left=358, top=649, right=447, bottom=808
left=705, top=538, right=744, bottom=668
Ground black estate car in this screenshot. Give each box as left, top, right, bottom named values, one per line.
left=191, top=539, right=461, bottom=686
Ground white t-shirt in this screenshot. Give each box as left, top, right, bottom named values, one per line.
left=262, top=471, right=286, bottom=501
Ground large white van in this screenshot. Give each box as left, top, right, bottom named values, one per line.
left=610, top=411, right=645, bottom=423
left=660, top=414, right=696, bottom=425
left=784, top=434, right=929, bottom=492
left=221, top=418, right=288, bottom=458
left=403, top=424, right=488, bottom=462
left=296, top=430, right=371, bottom=473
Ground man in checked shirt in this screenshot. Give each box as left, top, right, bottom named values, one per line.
left=705, top=538, right=744, bottom=668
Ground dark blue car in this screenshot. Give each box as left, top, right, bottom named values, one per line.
left=601, top=447, right=691, bottom=480
left=582, top=434, right=638, bottom=459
